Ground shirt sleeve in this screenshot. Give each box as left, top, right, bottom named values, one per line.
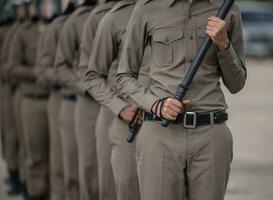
left=0, top=28, right=11, bottom=81
left=84, top=14, right=129, bottom=115
left=54, top=17, right=82, bottom=92
left=116, top=3, right=158, bottom=112
left=8, top=30, right=36, bottom=81
left=78, top=13, right=97, bottom=80
left=36, top=23, right=59, bottom=85
left=217, top=5, right=246, bottom=94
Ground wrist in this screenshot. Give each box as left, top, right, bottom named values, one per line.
left=118, top=105, right=130, bottom=120
left=217, top=39, right=230, bottom=51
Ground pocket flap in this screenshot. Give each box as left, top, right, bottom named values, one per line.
left=153, top=31, right=184, bottom=45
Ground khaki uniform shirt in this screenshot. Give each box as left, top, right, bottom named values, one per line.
left=79, top=1, right=117, bottom=80
left=0, top=22, right=21, bottom=81
left=117, top=0, right=246, bottom=113
left=9, top=20, right=48, bottom=95
left=84, top=0, right=151, bottom=115
left=54, top=6, right=94, bottom=94
left=36, top=15, right=69, bottom=86
left=0, top=24, right=12, bottom=80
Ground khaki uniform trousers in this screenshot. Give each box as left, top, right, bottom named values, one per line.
left=13, top=88, right=26, bottom=183
left=95, top=106, right=116, bottom=200
left=1, top=84, right=19, bottom=170
left=1, top=83, right=7, bottom=159
left=47, top=91, right=64, bottom=200
left=21, top=95, right=49, bottom=197
left=74, top=95, right=100, bottom=200
left=136, top=121, right=233, bottom=200
left=109, top=117, right=141, bottom=200
left=0, top=82, right=5, bottom=158
left=59, top=98, right=79, bottom=200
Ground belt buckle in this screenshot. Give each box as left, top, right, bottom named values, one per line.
left=183, top=112, right=197, bottom=129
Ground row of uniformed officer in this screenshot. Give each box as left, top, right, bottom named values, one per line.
left=0, top=0, right=246, bottom=199
left=0, top=0, right=72, bottom=199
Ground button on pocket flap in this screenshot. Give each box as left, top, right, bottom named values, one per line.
left=153, top=31, right=184, bottom=45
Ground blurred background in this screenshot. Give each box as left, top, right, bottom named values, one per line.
left=0, top=0, right=273, bottom=199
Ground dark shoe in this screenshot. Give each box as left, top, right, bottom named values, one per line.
left=21, top=183, right=31, bottom=200
left=29, top=194, right=49, bottom=200
left=6, top=170, right=21, bottom=196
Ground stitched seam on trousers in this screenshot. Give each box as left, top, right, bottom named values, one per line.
left=209, top=127, right=216, bottom=200
left=160, top=142, right=163, bottom=200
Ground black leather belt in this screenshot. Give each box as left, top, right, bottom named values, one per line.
left=63, top=94, right=77, bottom=101
left=51, top=85, right=61, bottom=92
left=24, top=94, right=49, bottom=99
left=144, top=110, right=228, bottom=128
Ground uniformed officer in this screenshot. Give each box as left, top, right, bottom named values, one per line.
left=5, top=1, right=30, bottom=198
left=9, top=0, right=53, bottom=199
left=116, top=0, right=246, bottom=199
left=78, top=0, right=117, bottom=199
left=0, top=0, right=26, bottom=196
left=36, top=1, right=76, bottom=200
left=53, top=0, right=97, bottom=199
left=83, top=0, right=150, bottom=199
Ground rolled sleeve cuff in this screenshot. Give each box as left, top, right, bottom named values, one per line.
left=217, top=43, right=238, bottom=67
left=107, top=96, right=130, bottom=116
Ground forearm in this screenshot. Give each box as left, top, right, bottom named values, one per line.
left=69, top=79, right=86, bottom=95
left=117, top=73, right=158, bottom=112
left=218, top=43, right=246, bottom=94
left=103, top=91, right=130, bottom=116
left=85, top=71, right=127, bottom=112
left=55, top=62, right=77, bottom=86
left=11, top=65, right=36, bottom=81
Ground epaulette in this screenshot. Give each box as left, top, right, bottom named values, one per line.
left=141, top=0, right=154, bottom=5
left=74, top=6, right=92, bottom=16
left=53, top=15, right=67, bottom=24
left=111, top=0, right=135, bottom=12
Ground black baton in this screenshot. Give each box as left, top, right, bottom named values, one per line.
left=127, top=108, right=142, bottom=143
left=161, top=0, right=235, bottom=127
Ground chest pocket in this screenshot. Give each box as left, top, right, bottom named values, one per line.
left=151, top=30, right=184, bottom=66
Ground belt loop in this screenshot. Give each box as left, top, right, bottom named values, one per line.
left=210, top=112, right=214, bottom=127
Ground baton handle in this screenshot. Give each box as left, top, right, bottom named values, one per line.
left=127, top=129, right=137, bottom=143
left=161, top=0, right=235, bottom=127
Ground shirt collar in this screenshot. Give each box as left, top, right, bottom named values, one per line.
left=95, top=1, right=117, bottom=14
left=111, top=0, right=136, bottom=12
left=167, top=0, right=217, bottom=7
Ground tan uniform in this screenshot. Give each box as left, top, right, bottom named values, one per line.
left=84, top=1, right=146, bottom=199
left=36, top=15, right=69, bottom=200
left=116, top=0, right=246, bottom=199
left=6, top=21, right=29, bottom=184
left=54, top=6, right=94, bottom=200
left=79, top=2, right=117, bottom=200
left=0, top=23, right=18, bottom=171
left=0, top=24, right=11, bottom=156
left=9, top=20, right=50, bottom=197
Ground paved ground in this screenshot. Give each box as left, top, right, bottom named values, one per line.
left=224, top=58, right=273, bottom=200
left=0, top=58, right=273, bottom=199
